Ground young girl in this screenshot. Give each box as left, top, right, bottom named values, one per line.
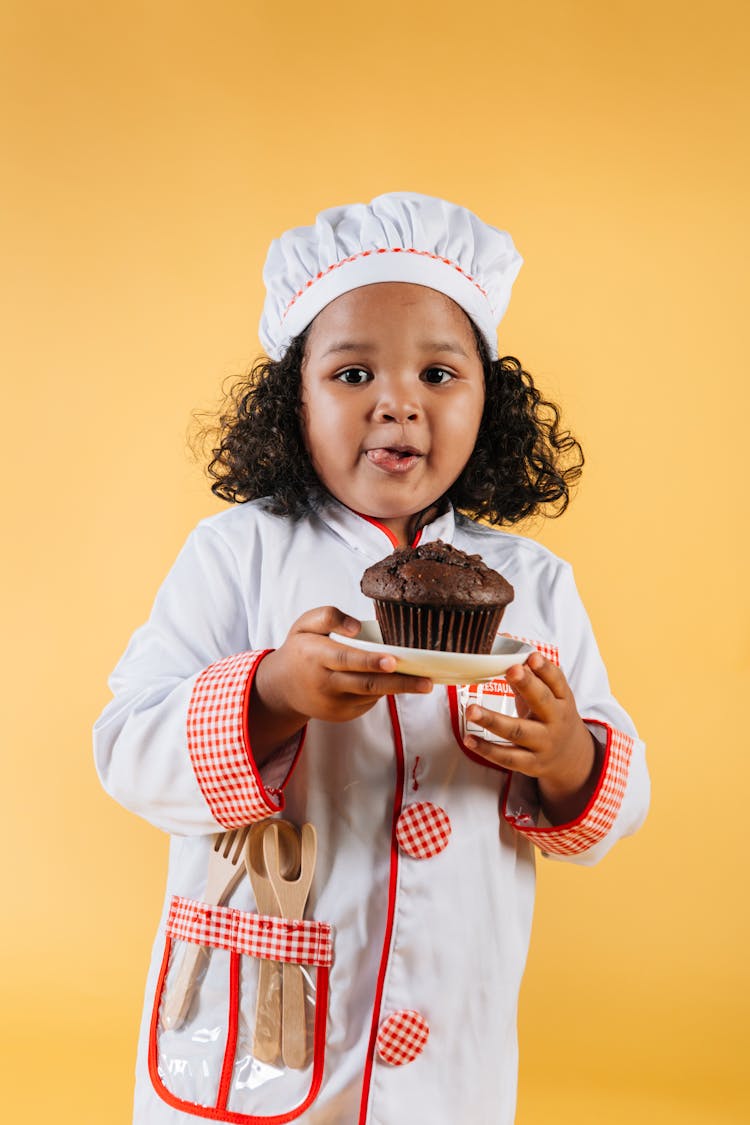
left=95, top=192, right=649, bottom=1125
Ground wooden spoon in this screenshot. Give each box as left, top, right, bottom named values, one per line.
left=263, top=821, right=317, bottom=1069
left=244, top=820, right=300, bottom=1063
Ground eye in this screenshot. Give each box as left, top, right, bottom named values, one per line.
left=335, top=368, right=372, bottom=385
left=421, top=367, right=454, bottom=385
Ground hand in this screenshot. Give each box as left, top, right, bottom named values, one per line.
left=464, top=651, right=602, bottom=824
left=249, top=606, right=433, bottom=762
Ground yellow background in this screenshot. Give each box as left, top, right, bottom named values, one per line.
left=2, top=0, right=748, bottom=1120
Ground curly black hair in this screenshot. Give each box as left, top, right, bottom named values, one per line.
left=201, top=322, right=583, bottom=526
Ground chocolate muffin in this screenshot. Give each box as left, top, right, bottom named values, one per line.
left=360, top=540, right=514, bottom=653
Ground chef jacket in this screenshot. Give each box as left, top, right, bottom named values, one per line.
left=94, top=498, right=650, bottom=1125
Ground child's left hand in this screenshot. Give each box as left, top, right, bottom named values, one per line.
left=464, top=651, right=603, bottom=825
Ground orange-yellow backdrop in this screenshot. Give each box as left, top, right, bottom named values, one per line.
left=2, top=1, right=748, bottom=1121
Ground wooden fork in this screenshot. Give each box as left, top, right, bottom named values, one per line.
left=161, top=826, right=250, bottom=1031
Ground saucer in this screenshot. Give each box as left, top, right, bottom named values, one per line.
left=329, top=621, right=534, bottom=686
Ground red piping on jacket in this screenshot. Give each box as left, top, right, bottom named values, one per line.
left=352, top=511, right=424, bottom=550
left=357, top=694, right=406, bottom=1123
left=216, top=952, right=241, bottom=1109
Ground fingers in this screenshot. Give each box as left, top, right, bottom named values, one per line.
left=515, top=652, right=569, bottom=699
left=504, top=653, right=569, bottom=719
left=290, top=605, right=362, bottom=637
left=295, top=608, right=433, bottom=695
left=464, top=735, right=541, bottom=775
left=326, top=638, right=395, bottom=674
left=323, top=636, right=430, bottom=694
left=465, top=707, right=541, bottom=751
left=332, top=670, right=433, bottom=697
left=292, top=625, right=433, bottom=698
left=464, top=654, right=587, bottom=784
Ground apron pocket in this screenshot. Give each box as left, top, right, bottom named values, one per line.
left=149, top=895, right=333, bottom=1123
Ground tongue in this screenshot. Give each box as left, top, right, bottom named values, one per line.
left=367, top=448, right=419, bottom=473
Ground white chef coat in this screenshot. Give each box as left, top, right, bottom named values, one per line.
left=94, top=498, right=649, bottom=1125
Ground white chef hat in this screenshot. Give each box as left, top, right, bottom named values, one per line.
left=259, top=191, right=522, bottom=361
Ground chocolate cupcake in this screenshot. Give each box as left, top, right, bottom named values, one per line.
left=360, top=540, right=514, bottom=653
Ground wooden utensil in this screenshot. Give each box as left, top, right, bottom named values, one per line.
left=161, top=826, right=250, bottom=1031
left=244, top=820, right=300, bottom=1063
left=263, top=821, right=317, bottom=1070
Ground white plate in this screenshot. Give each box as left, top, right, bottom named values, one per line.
left=330, top=621, right=535, bottom=686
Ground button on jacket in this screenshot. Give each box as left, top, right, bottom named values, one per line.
left=94, top=500, right=650, bottom=1125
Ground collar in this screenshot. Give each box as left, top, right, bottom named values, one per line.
left=314, top=498, right=456, bottom=561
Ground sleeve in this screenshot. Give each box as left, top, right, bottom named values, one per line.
left=93, top=520, right=303, bottom=836
left=501, top=561, right=650, bottom=865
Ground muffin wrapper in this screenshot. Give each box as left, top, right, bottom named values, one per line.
left=374, top=601, right=506, bottom=654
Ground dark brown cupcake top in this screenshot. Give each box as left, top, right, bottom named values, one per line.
left=360, top=540, right=514, bottom=609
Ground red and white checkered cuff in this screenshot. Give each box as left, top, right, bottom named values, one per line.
left=504, top=722, right=634, bottom=855
left=167, top=896, right=333, bottom=968
left=187, top=650, right=283, bottom=828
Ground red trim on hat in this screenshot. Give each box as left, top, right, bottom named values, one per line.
left=280, top=246, right=489, bottom=322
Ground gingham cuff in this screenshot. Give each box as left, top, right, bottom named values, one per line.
left=167, top=896, right=333, bottom=968
left=187, top=649, right=295, bottom=828
left=502, top=721, right=634, bottom=855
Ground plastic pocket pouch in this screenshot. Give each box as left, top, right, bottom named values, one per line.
left=149, top=896, right=333, bottom=1123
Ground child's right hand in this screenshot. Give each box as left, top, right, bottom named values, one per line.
left=249, top=606, right=433, bottom=763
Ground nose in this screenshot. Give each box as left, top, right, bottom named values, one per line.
left=373, top=377, right=421, bottom=424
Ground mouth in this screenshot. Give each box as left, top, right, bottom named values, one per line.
left=365, top=446, right=424, bottom=474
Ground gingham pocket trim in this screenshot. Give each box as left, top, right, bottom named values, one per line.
left=375, top=1009, right=430, bottom=1066
left=506, top=723, right=633, bottom=855
left=167, top=896, right=334, bottom=969
left=396, top=802, right=452, bottom=860
left=187, top=650, right=282, bottom=828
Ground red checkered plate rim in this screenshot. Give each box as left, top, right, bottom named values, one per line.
left=330, top=621, right=535, bottom=685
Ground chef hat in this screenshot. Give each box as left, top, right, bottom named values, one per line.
left=259, top=191, right=522, bottom=361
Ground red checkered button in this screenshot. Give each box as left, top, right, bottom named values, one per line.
left=396, top=801, right=451, bottom=859
left=375, top=1009, right=430, bottom=1065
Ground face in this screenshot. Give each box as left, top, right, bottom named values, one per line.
left=301, top=282, right=485, bottom=545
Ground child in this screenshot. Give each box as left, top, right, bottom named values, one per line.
left=94, top=192, right=649, bottom=1125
